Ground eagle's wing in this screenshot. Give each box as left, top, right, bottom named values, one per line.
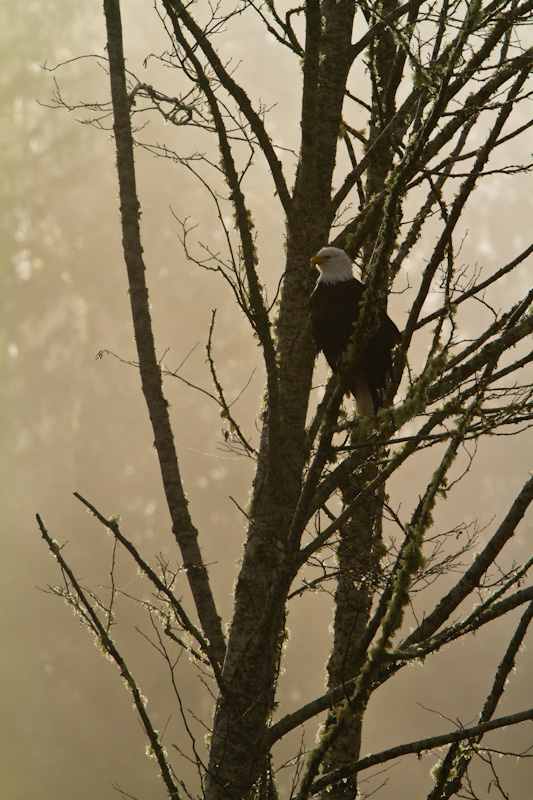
left=309, top=278, right=365, bottom=373
left=310, top=277, right=401, bottom=414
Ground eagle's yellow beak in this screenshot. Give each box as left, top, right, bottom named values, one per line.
left=310, top=255, right=325, bottom=268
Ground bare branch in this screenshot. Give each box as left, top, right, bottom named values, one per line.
left=103, top=0, right=226, bottom=666
left=37, top=512, right=181, bottom=800
left=72, top=491, right=225, bottom=688
left=310, top=708, right=533, bottom=795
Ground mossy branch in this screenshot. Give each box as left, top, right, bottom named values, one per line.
left=309, top=707, right=533, bottom=796
left=37, top=512, right=181, bottom=800
left=163, top=2, right=282, bottom=460
left=162, top=0, right=293, bottom=221
left=72, top=491, right=225, bottom=689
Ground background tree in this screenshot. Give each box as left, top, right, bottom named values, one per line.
left=33, top=1, right=533, bottom=798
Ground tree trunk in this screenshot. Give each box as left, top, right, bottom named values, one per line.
left=320, top=459, right=383, bottom=800
left=204, top=3, right=358, bottom=796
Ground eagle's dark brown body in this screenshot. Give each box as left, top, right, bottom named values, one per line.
left=309, top=252, right=401, bottom=415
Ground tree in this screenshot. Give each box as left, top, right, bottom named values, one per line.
left=38, top=1, right=533, bottom=798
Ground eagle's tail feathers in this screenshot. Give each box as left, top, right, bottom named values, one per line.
left=353, top=369, right=375, bottom=417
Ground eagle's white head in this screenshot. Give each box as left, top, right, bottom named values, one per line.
left=310, top=246, right=354, bottom=285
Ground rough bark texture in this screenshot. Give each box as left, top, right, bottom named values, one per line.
left=320, top=460, right=383, bottom=800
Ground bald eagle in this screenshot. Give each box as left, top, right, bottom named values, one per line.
left=309, top=246, right=401, bottom=416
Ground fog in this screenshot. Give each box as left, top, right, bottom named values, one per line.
left=2, top=3, right=532, bottom=799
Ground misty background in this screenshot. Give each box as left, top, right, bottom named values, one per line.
left=2, top=3, right=532, bottom=798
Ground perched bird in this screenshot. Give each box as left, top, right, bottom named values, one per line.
left=309, top=246, right=401, bottom=416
